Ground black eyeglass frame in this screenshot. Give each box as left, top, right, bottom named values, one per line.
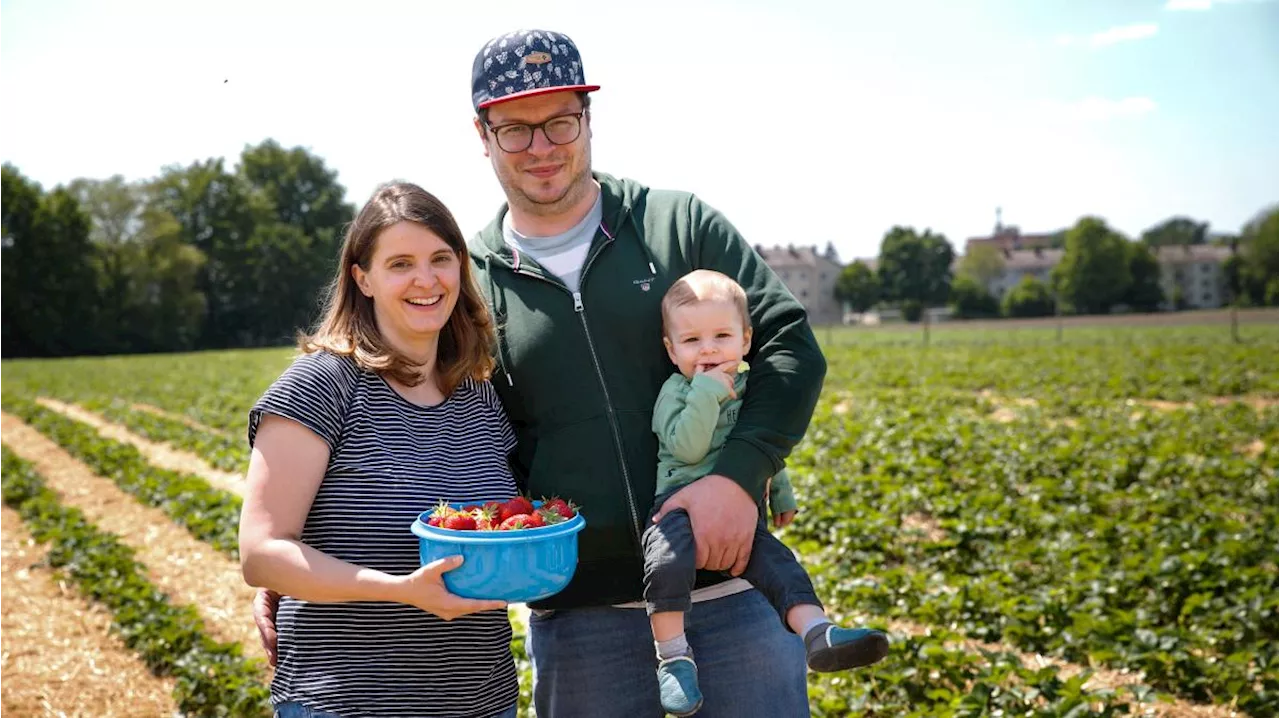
left=485, top=111, right=586, bottom=153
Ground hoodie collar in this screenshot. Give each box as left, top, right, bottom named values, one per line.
left=473, top=171, right=637, bottom=264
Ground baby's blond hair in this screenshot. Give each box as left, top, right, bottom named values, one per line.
left=661, top=270, right=750, bottom=337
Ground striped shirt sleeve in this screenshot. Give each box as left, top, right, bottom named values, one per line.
left=248, top=351, right=355, bottom=452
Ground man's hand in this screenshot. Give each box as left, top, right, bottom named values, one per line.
left=253, top=588, right=280, bottom=667
left=652, top=474, right=757, bottom=576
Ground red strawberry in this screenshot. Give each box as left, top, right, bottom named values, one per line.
left=499, top=496, right=535, bottom=522
left=442, top=513, right=477, bottom=531
left=537, top=506, right=568, bottom=525
left=462, top=503, right=482, bottom=513
left=499, top=513, right=534, bottom=530
left=541, top=497, right=577, bottom=519
left=471, top=505, right=499, bottom=531
left=426, top=516, right=443, bottom=527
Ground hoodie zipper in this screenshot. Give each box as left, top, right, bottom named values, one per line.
left=499, top=228, right=645, bottom=546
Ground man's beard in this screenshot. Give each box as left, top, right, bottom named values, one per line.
left=503, top=149, right=593, bottom=217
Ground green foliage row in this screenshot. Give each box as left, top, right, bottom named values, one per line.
left=788, top=383, right=1278, bottom=714
left=0, top=447, right=271, bottom=716
left=83, top=396, right=248, bottom=473
left=2, top=396, right=243, bottom=556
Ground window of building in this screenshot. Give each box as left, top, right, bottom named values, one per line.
left=1201, top=264, right=1211, bottom=273
left=1202, top=292, right=1211, bottom=303
left=1174, top=269, right=1184, bottom=281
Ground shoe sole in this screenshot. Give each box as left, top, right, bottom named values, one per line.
left=807, top=632, right=890, bottom=672
left=666, top=698, right=704, bottom=717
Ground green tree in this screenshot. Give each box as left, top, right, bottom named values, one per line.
left=239, top=139, right=353, bottom=250
left=1237, top=205, right=1278, bottom=306
left=1001, top=276, right=1056, bottom=318
left=1, top=165, right=101, bottom=356
left=238, top=141, right=355, bottom=343
left=950, top=275, right=1000, bottom=319
left=148, top=159, right=263, bottom=347
left=1140, top=216, right=1208, bottom=247
left=64, top=176, right=209, bottom=353
left=833, top=261, right=880, bottom=313
left=956, top=244, right=1005, bottom=286
left=1122, top=242, right=1165, bottom=312
left=876, top=226, right=954, bottom=321
left=1051, top=217, right=1131, bottom=315
left=2, top=165, right=42, bottom=354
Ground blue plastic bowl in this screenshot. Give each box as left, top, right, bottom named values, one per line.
left=411, top=502, right=586, bottom=603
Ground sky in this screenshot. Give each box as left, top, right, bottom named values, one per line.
left=2, top=0, right=1277, bottom=261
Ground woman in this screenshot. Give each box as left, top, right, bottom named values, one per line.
left=238, top=182, right=519, bottom=718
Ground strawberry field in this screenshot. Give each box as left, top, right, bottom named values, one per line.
left=1, top=321, right=1275, bottom=717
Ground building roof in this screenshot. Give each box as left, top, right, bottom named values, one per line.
left=756, top=244, right=841, bottom=269
left=1001, top=248, right=1064, bottom=271
left=1154, top=244, right=1233, bottom=264
left=965, top=227, right=1059, bottom=254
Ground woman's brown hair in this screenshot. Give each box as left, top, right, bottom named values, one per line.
left=300, top=182, right=494, bottom=394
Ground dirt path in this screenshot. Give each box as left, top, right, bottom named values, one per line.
left=0, top=412, right=264, bottom=666
left=1, top=506, right=178, bottom=717
left=35, top=397, right=244, bottom=496
left=130, top=402, right=234, bottom=438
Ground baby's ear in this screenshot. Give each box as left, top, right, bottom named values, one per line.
left=742, top=327, right=753, bottom=355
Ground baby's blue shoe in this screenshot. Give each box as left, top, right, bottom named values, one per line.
left=804, top=624, right=890, bottom=672
left=656, top=655, right=703, bottom=716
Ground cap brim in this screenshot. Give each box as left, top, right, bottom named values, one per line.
left=477, top=84, right=600, bottom=110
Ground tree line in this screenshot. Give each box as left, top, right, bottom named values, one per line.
left=2, top=141, right=355, bottom=357
left=835, top=210, right=1280, bottom=322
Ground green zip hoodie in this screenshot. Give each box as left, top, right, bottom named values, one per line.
left=467, top=172, right=826, bottom=609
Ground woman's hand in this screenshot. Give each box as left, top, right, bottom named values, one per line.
left=394, top=555, right=508, bottom=620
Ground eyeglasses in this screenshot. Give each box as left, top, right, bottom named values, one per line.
left=486, top=111, right=585, bottom=153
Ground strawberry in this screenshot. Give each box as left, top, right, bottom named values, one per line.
left=540, top=497, right=577, bottom=519
left=499, top=513, right=534, bottom=530
left=442, top=512, right=477, bottom=531
left=499, top=496, right=535, bottom=522
left=427, top=500, right=457, bottom=527
left=537, top=506, right=567, bottom=525
left=471, top=504, right=499, bottom=531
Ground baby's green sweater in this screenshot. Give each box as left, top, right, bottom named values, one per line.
left=652, top=371, right=796, bottom=515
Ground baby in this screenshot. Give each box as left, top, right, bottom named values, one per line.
left=642, top=269, right=889, bottom=716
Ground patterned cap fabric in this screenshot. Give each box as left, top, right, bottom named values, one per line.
left=472, top=29, right=600, bottom=110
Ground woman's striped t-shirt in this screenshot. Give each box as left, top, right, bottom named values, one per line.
left=248, top=351, right=520, bottom=718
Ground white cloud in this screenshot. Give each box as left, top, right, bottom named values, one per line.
left=1040, top=96, right=1158, bottom=122
left=1090, top=23, right=1159, bottom=46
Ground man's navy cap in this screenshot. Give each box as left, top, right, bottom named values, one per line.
left=472, top=29, right=600, bottom=111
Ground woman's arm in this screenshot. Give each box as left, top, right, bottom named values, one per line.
left=238, top=414, right=505, bottom=619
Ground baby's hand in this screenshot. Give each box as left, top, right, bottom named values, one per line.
left=696, top=360, right=740, bottom=399
left=773, top=509, right=797, bottom=529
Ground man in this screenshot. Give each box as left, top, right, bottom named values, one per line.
left=259, top=28, right=828, bottom=717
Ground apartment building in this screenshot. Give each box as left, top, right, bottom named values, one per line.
left=756, top=243, right=843, bottom=324
left=1155, top=244, right=1233, bottom=310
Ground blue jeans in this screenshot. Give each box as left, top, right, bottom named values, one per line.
left=273, top=701, right=518, bottom=718
left=527, top=588, right=810, bottom=717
